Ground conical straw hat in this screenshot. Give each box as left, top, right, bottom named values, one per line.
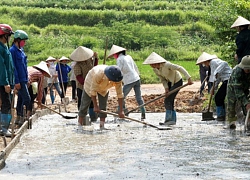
left=143, top=52, right=167, bottom=65
left=59, top=56, right=70, bottom=61
left=70, top=46, right=94, bottom=62
left=231, top=16, right=250, bottom=28
left=33, top=61, right=51, bottom=77
left=45, top=56, right=56, bottom=62
left=196, top=52, right=218, bottom=65
left=107, top=45, right=126, bottom=58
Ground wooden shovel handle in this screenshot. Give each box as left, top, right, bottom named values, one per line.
left=100, top=110, right=171, bottom=130
left=126, top=83, right=189, bottom=115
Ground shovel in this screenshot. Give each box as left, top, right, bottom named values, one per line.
left=35, top=101, right=77, bottom=119
left=125, top=83, right=189, bottom=115
left=202, top=83, right=215, bottom=121
left=189, top=76, right=208, bottom=105
left=100, top=110, right=172, bottom=130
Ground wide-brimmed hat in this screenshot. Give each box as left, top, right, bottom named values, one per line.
left=45, top=56, right=57, bottom=62
left=238, top=55, right=250, bottom=69
left=70, top=46, right=94, bottom=62
left=59, top=56, right=70, bottom=61
left=231, top=16, right=250, bottom=28
left=143, top=52, right=167, bottom=65
left=196, top=52, right=218, bottom=65
left=107, top=45, right=126, bottom=58
left=33, top=61, right=51, bottom=78
left=104, top=65, right=123, bottom=82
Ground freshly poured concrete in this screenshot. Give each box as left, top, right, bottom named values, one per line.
left=0, top=113, right=250, bottom=180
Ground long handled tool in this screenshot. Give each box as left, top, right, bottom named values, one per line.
left=189, top=76, right=208, bottom=105
left=35, top=101, right=77, bottom=119
left=244, top=109, right=250, bottom=133
left=100, top=110, right=172, bottom=130
left=125, top=83, right=189, bottom=115
left=103, top=36, right=108, bottom=65
left=202, top=82, right=215, bottom=121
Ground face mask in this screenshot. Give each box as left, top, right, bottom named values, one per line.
left=49, top=62, right=54, bottom=65
left=202, top=63, right=205, bottom=67
left=113, top=54, right=118, bottom=59
left=19, top=40, right=26, bottom=47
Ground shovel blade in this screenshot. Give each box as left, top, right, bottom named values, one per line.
left=202, top=111, right=215, bottom=121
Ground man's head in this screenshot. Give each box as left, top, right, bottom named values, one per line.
left=104, top=65, right=123, bottom=82
left=239, top=55, right=250, bottom=73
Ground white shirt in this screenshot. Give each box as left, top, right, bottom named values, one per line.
left=47, top=63, right=59, bottom=83
left=116, top=54, right=140, bottom=85
left=69, top=61, right=76, bottom=81
left=209, top=58, right=232, bottom=89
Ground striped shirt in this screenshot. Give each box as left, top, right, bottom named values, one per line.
left=28, top=67, right=44, bottom=103
left=74, top=59, right=94, bottom=90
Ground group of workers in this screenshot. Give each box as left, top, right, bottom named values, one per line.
left=1, top=15, right=250, bottom=136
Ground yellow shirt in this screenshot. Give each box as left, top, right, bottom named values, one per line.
left=84, top=65, right=123, bottom=98
left=153, top=61, right=191, bottom=89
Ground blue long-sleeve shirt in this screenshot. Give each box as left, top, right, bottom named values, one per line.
left=56, top=63, right=71, bottom=83
left=9, top=44, right=28, bottom=84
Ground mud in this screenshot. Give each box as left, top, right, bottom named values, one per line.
left=0, top=113, right=250, bottom=179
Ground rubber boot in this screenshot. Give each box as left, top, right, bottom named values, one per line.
left=0, top=114, right=12, bottom=137
left=171, top=110, right=177, bottom=125
left=159, top=110, right=173, bottom=125
left=89, top=108, right=97, bottom=122
left=216, top=106, right=225, bottom=121
left=140, top=107, right=146, bottom=120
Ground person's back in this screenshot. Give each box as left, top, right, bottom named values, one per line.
left=117, top=54, right=140, bottom=85
left=236, top=28, right=250, bottom=61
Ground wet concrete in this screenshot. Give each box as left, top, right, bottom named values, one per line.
left=0, top=113, right=250, bottom=180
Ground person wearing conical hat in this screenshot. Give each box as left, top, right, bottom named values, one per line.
left=143, top=52, right=193, bottom=125
left=231, top=16, right=250, bottom=63
left=56, top=56, right=71, bottom=104
left=24, top=61, right=51, bottom=126
left=69, top=46, right=99, bottom=122
left=107, top=45, right=146, bottom=120
left=0, top=24, right=15, bottom=137
left=227, top=55, right=250, bottom=131
left=196, top=52, right=232, bottom=121
left=46, top=56, right=62, bottom=104
left=9, top=29, right=30, bottom=128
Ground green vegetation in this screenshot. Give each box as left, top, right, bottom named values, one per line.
left=1, top=0, right=249, bottom=83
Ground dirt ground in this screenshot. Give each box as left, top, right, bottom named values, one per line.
left=63, top=81, right=205, bottom=114
left=0, top=81, right=206, bottom=151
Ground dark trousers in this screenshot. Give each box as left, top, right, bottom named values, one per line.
left=215, top=80, right=228, bottom=107
left=77, top=88, right=94, bottom=110
left=71, top=80, right=76, bottom=100
left=164, top=79, right=183, bottom=110
left=42, top=87, right=48, bottom=104
left=27, top=86, right=37, bottom=112
left=59, top=82, right=68, bottom=98
left=0, top=86, right=11, bottom=114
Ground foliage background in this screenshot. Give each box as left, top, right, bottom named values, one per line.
left=1, top=0, right=250, bottom=83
